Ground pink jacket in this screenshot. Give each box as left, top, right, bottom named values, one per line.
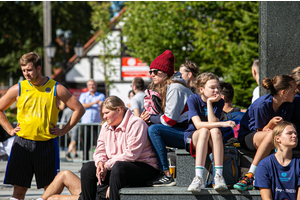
left=93, top=109, right=158, bottom=170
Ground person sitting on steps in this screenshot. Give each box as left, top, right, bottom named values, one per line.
left=184, top=73, right=236, bottom=192
left=140, top=50, right=193, bottom=187
left=255, top=121, right=300, bottom=200
left=234, top=74, right=296, bottom=191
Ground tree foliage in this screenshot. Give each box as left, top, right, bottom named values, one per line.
left=121, top=1, right=259, bottom=108
left=0, top=1, right=43, bottom=83
left=0, top=2, right=93, bottom=85
left=89, top=2, right=125, bottom=95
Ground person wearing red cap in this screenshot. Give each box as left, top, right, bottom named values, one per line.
left=141, top=50, right=193, bottom=186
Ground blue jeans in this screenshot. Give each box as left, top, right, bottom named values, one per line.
left=148, top=124, right=185, bottom=172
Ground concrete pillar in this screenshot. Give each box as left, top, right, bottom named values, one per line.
left=259, top=2, right=300, bottom=95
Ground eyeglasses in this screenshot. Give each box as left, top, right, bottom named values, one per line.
left=149, top=69, right=161, bottom=75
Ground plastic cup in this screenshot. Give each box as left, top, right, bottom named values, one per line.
left=169, top=166, right=176, bottom=179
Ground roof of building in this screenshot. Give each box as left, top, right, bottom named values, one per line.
left=51, top=7, right=126, bottom=80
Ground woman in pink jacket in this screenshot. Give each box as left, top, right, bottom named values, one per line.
left=38, top=96, right=159, bottom=200
left=81, top=96, right=159, bottom=200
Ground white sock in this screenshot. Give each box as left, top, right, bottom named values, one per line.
left=248, top=164, right=257, bottom=175
left=10, top=198, right=18, bottom=200
left=215, top=165, right=223, bottom=176
left=195, top=166, right=204, bottom=178
left=36, top=198, right=44, bottom=200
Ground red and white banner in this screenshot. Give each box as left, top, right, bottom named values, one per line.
left=121, top=57, right=150, bottom=78
left=68, top=88, right=88, bottom=99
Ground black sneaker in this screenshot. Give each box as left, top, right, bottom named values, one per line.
left=152, top=172, right=176, bottom=187
left=66, top=153, right=72, bottom=161
left=74, top=154, right=79, bottom=158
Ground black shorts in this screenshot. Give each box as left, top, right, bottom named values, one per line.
left=240, top=131, right=257, bottom=152
left=4, top=135, right=60, bottom=188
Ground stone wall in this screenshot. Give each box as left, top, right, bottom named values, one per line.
left=259, top=2, right=300, bottom=95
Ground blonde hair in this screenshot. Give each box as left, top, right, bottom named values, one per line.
left=291, top=66, right=300, bottom=94
left=272, top=121, right=296, bottom=148
left=194, top=72, right=219, bottom=94
left=100, top=96, right=126, bottom=120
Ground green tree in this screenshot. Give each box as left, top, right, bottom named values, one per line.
left=122, top=2, right=196, bottom=68
left=51, top=1, right=93, bottom=66
left=89, top=1, right=125, bottom=96
left=189, top=2, right=259, bottom=107
left=121, top=1, right=259, bottom=108
left=0, top=2, right=93, bottom=85
left=0, top=1, right=43, bottom=83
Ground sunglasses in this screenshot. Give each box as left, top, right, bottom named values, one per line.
left=149, top=69, right=162, bottom=75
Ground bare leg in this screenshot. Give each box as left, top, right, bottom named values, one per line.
left=210, top=128, right=224, bottom=166
left=12, top=185, right=28, bottom=199
left=71, top=141, right=77, bottom=155
left=193, top=128, right=210, bottom=166
left=252, top=130, right=274, bottom=166
left=41, top=170, right=81, bottom=200
left=67, top=141, right=75, bottom=154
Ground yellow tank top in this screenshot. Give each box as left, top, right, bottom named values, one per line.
left=17, top=78, right=60, bottom=141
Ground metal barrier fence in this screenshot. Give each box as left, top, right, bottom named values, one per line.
left=57, top=122, right=101, bottom=163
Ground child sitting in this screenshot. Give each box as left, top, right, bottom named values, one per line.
left=184, top=73, right=236, bottom=192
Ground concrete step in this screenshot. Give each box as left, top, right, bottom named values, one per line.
left=120, top=187, right=261, bottom=200
left=176, top=148, right=300, bottom=187
left=175, top=149, right=210, bottom=187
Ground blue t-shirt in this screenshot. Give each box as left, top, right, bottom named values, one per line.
left=238, top=94, right=294, bottom=143
left=79, top=91, right=106, bottom=123
left=184, top=93, right=224, bottom=145
left=255, top=154, right=300, bottom=200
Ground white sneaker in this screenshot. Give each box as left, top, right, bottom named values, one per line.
left=213, top=173, right=228, bottom=190
left=187, top=176, right=205, bottom=192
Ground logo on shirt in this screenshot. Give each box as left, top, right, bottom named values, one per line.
left=45, top=87, right=51, bottom=93
left=201, top=106, right=208, bottom=116
left=281, top=173, right=287, bottom=177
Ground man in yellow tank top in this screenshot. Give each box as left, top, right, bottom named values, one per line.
left=0, top=52, right=85, bottom=200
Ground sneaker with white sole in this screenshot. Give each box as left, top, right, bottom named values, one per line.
left=187, top=176, right=205, bottom=192
left=152, top=172, right=176, bottom=187
left=233, top=172, right=254, bottom=191
left=213, top=173, right=228, bottom=190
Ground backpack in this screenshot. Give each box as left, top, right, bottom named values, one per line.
left=205, top=146, right=240, bottom=188
left=143, top=89, right=163, bottom=115
left=219, top=111, right=245, bottom=144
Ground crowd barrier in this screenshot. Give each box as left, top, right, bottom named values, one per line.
left=57, top=122, right=101, bottom=162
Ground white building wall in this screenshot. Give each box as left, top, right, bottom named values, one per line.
left=66, top=30, right=121, bottom=83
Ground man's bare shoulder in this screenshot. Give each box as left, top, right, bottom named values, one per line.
left=55, top=83, right=70, bottom=96
left=5, top=84, right=19, bottom=97
left=55, top=83, right=74, bottom=103
left=0, top=84, right=19, bottom=111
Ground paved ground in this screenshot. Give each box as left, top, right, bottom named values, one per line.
left=0, top=151, right=84, bottom=200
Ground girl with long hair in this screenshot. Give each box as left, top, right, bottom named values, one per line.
left=141, top=50, right=193, bottom=186
left=234, top=74, right=296, bottom=191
